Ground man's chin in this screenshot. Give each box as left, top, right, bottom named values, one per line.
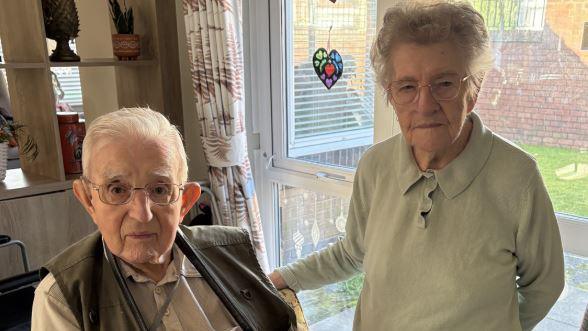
left=120, top=247, right=162, bottom=265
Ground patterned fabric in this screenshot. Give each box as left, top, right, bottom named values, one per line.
left=182, top=0, right=268, bottom=270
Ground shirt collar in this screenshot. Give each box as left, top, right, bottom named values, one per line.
left=116, top=244, right=202, bottom=285
left=395, top=112, right=493, bottom=199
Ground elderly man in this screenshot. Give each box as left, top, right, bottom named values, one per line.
left=32, top=108, right=296, bottom=330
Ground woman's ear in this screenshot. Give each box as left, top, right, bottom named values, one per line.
left=180, top=182, right=201, bottom=219
left=73, top=179, right=96, bottom=218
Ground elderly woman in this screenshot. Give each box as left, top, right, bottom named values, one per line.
left=270, top=1, right=564, bottom=330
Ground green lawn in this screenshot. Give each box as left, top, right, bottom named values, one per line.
left=521, top=144, right=588, bottom=218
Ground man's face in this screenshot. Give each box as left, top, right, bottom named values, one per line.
left=75, top=137, right=195, bottom=265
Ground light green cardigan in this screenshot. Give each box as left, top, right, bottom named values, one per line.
left=278, top=112, right=564, bottom=331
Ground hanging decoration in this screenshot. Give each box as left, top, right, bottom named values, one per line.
left=313, top=25, right=343, bottom=90
left=293, top=230, right=304, bottom=259
left=293, top=195, right=305, bottom=259
left=311, top=193, right=320, bottom=248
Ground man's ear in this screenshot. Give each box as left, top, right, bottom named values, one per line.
left=179, top=182, right=201, bottom=220
left=73, top=179, right=96, bottom=218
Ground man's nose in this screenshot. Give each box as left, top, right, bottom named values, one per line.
left=416, top=85, right=439, bottom=114
left=127, top=189, right=153, bottom=222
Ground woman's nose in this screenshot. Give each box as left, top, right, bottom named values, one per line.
left=416, top=85, right=439, bottom=114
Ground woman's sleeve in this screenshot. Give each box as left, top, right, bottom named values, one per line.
left=276, top=158, right=371, bottom=291
left=516, top=167, right=565, bottom=331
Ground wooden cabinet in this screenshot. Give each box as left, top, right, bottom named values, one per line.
left=0, top=189, right=95, bottom=279
left=0, top=0, right=184, bottom=278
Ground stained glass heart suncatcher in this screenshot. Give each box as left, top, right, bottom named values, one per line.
left=313, top=48, right=343, bottom=90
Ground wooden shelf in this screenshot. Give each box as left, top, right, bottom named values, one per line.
left=0, top=168, right=74, bottom=201
left=0, top=0, right=180, bottom=198
left=0, top=59, right=156, bottom=69
left=50, top=58, right=156, bottom=67
left=0, top=62, right=46, bottom=69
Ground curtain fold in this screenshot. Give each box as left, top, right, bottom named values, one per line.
left=182, top=0, right=268, bottom=271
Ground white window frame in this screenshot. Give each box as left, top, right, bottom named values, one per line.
left=267, top=0, right=361, bottom=184
left=246, top=0, right=588, bottom=270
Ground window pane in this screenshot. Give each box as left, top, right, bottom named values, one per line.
left=536, top=253, right=588, bottom=330
left=50, top=40, right=85, bottom=114
left=285, top=0, right=376, bottom=169
left=473, top=0, right=587, bottom=218
left=278, top=184, right=361, bottom=328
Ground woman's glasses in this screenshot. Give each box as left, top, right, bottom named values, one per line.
left=386, top=74, right=470, bottom=105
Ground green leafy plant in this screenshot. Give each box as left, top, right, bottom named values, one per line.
left=0, top=115, right=39, bottom=161
left=108, top=0, right=134, bottom=34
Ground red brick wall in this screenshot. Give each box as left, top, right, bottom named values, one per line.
left=545, top=0, right=588, bottom=64
left=476, top=24, right=588, bottom=151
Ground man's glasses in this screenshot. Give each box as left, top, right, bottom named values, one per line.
left=81, top=176, right=183, bottom=206
left=386, top=74, right=470, bottom=105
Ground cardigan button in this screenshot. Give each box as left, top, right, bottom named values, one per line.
left=240, top=289, right=252, bottom=300
left=89, top=309, right=98, bottom=324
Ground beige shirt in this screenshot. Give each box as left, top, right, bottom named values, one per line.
left=32, top=245, right=241, bottom=331
left=278, top=112, right=564, bottom=331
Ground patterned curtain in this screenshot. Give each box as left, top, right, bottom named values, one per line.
left=182, top=0, right=268, bottom=270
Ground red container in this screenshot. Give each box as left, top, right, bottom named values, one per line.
left=57, top=112, right=85, bottom=174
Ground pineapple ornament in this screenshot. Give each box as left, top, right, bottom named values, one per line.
left=42, top=0, right=81, bottom=62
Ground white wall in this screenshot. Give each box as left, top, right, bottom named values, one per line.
left=374, top=0, right=401, bottom=143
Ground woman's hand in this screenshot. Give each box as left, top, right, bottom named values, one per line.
left=269, top=271, right=288, bottom=290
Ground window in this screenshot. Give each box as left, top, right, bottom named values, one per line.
left=472, top=0, right=546, bottom=42
left=582, top=22, right=588, bottom=51
left=51, top=67, right=83, bottom=110
left=517, top=0, right=546, bottom=30
left=278, top=184, right=363, bottom=327
left=280, top=0, right=377, bottom=170
left=50, top=40, right=84, bottom=112
left=250, top=0, right=588, bottom=329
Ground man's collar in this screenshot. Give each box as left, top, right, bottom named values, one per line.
left=395, top=112, right=493, bottom=199
left=115, top=244, right=202, bottom=285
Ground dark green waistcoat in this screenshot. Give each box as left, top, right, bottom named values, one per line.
left=41, top=225, right=296, bottom=330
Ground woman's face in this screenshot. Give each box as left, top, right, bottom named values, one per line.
left=388, top=42, right=475, bottom=154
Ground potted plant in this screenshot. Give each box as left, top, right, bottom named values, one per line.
left=108, top=0, right=140, bottom=60
left=0, top=115, right=39, bottom=180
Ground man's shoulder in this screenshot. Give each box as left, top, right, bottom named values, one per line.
left=180, top=224, right=251, bottom=249
left=32, top=272, right=81, bottom=330
left=35, top=273, right=67, bottom=304
left=41, top=231, right=102, bottom=280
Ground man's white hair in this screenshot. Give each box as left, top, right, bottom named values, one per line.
left=82, top=107, right=188, bottom=182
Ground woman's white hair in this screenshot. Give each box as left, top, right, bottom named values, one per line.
left=82, top=107, right=188, bottom=182
left=370, top=0, right=494, bottom=102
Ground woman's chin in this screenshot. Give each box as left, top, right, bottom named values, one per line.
left=412, top=139, right=451, bottom=154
